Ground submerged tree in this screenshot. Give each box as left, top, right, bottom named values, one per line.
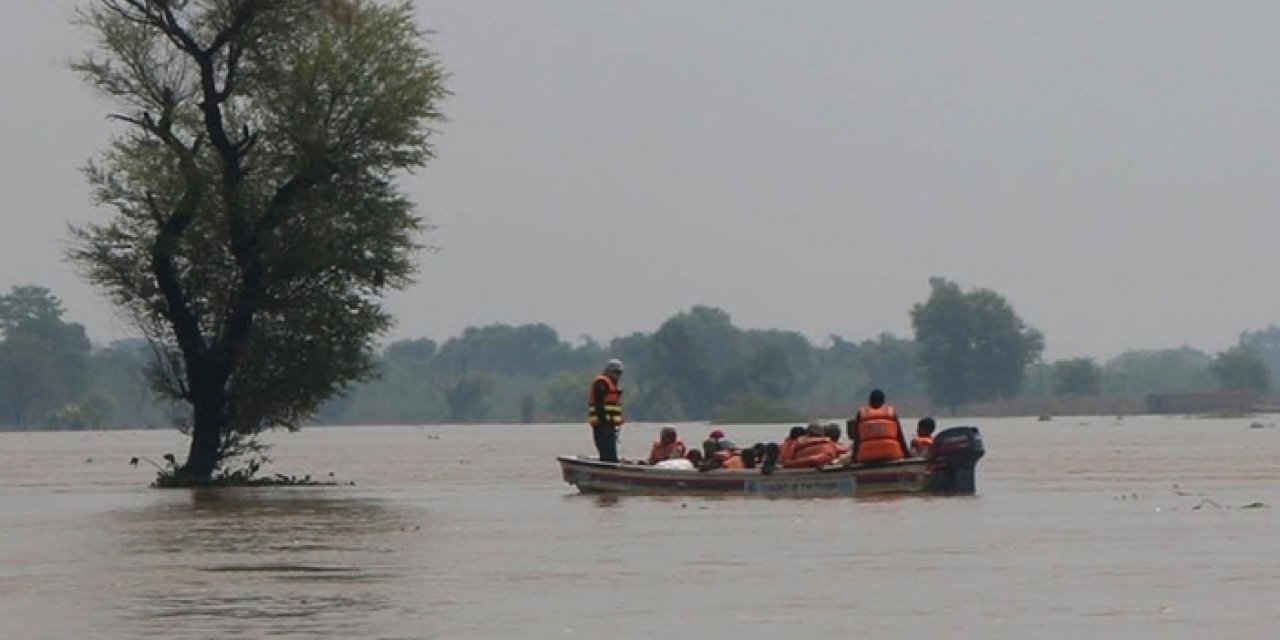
left=69, top=0, right=447, bottom=480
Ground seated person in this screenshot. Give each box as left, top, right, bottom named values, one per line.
left=697, top=438, right=722, bottom=471
left=847, top=389, right=909, bottom=464
left=826, top=423, right=854, bottom=466
left=698, top=433, right=743, bottom=471
left=760, top=442, right=781, bottom=475
left=720, top=452, right=745, bottom=470
left=707, top=428, right=738, bottom=453
left=824, top=422, right=851, bottom=457
left=910, top=417, right=936, bottom=458
left=685, top=449, right=704, bottom=467
left=647, top=425, right=687, bottom=464
left=783, top=422, right=838, bottom=469
left=779, top=425, right=807, bottom=467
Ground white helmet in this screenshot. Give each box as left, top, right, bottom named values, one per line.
left=605, top=358, right=624, bottom=374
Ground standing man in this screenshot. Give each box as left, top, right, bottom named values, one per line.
left=846, top=388, right=909, bottom=464
left=588, top=359, right=625, bottom=462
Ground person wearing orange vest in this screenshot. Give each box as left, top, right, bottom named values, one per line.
left=846, top=388, right=910, bottom=464
left=587, top=359, right=625, bottom=462
left=910, top=417, right=936, bottom=458
left=647, top=425, right=687, bottom=464
left=778, top=425, right=807, bottom=467
left=784, top=422, right=839, bottom=469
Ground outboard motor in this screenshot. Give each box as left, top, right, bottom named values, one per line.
left=926, top=426, right=985, bottom=494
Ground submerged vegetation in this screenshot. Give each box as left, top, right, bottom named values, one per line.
left=130, top=435, right=341, bottom=487
left=67, top=0, right=447, bottom=480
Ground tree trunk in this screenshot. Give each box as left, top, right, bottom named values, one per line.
left=181, top=385, right=225, bottom=480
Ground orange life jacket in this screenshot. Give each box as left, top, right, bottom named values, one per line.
left=780, top=438, right=800, bottom=465
left=720, top=454, right=745, bottom=470
left=855, top=404, right=906, bottom=463
left=909, top=435, right=934, bottom=458
left=587, top=374, right=623, bottom=427
left=784, top=436, right=837, bottom=469
left=648, top=439, right=687, bottom=464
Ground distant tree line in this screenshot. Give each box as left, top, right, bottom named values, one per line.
left=0, top=282, right=1273, bottom=430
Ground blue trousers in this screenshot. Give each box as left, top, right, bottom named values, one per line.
left=591, top=424, right=619, bottom=462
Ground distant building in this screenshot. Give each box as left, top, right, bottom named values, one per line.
left=1144, top=391, right=1259, bottom=415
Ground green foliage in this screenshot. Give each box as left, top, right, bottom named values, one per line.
left=636, top=383, right=688, bottom=422
left=1210, top=346, right=1271, bottom=393
left=0, top=286, right=95, bottom=427
left=142, top=432, right=332, bottom=487
left=544, top=371, right=588, bottom=422
left=740, top=330, right=816, bottom=398
left=27, top=292, right=1280, bottom=428
left=911, top=278, right=1044, bottom=411
left=87, top=339, right=180, bottom=427
left=45, top=393, right=116, bottom=429
left=437, top=373, right=497, bottom=422
left=68, top=0, right=446, bottom=475
left=1102, top=347, right=1212, bottom=396
left=386, top=338, right=438, bottom=375
left=856, top=333, right=919, bottom=398
left=0, top=285, right=70, bottom=332
left=0, top=334, right=59, bottom=426
left=1239, top=326, right=1280, bottom=388
left=1053, top=358, right=1102, bottom=398
left=138, top=446, right=333, bottom=488
left=650, top=306, right=746, bottom=416
left=318, top=353, right=446, bottom=424
left=519, top=393, right=536, bottom=423
left=317, top=310, right=922, bottom=423
left=312, top=308, right=905, bottom=423
left=711, top=393, right=805, bottom=424
left=430, top=324, right=579, bottom=377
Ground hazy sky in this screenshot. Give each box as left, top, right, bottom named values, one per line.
left=4, top=1, right=1280, bottom=361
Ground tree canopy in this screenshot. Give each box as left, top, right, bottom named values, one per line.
left=68, top=0, right=446, bottom=480
left=1053, top=358, right=1102, bottom=398
left=0, top=286, right=105, bottom=427
left=12, top=288, right=1280, bottom=429
left=1238, top=326, right=1280, bottom=389
left=1210, top=346, right=1271, bottom=394
left=911, top=278, right=1044, bottom=411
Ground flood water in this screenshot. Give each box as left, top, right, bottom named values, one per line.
left=0, top=416, right=1277, bottom=639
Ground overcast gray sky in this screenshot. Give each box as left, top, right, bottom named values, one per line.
left=4, top=1, right=1280, bottom=360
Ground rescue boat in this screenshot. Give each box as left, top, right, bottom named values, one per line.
left=558, top=426, right=984, bottom=497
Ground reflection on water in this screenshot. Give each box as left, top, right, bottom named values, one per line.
left=587, top=494, right=621, bottom=508
left=107, top=489, right=414, bottom=639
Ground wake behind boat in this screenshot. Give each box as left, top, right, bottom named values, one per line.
left=559, top=426, right=985, bottom=498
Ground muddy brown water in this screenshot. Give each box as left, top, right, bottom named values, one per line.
left=0, top=417, right=1276, bottom=639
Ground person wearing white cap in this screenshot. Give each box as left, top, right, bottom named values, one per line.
left=587, top=359, right=625, bottom=461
